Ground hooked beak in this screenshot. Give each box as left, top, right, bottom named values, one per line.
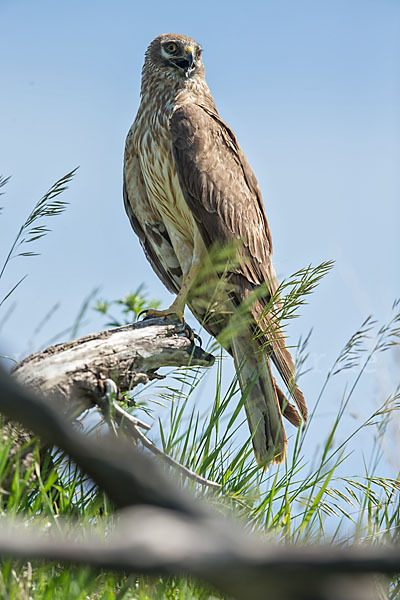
left=170, top=48, right=195, bottom=77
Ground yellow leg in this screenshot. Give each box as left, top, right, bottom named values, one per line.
left=144, top=260, right=201, bottom=322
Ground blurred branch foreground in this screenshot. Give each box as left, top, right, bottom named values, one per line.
left=1, top=319, right=399, bottom=599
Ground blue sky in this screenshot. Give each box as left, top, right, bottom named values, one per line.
left=1, top=0, right=399, bottom=472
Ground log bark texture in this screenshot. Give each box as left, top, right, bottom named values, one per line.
left=12, top=317, right=214, bottom=418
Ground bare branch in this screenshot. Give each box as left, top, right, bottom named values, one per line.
left=0, top=508, right=392, bottom=600
left=12, top=317, right=215, bottom=419
left=104, top=391, right=221, bottom=490
left=0, top=365, right=199, bottom=514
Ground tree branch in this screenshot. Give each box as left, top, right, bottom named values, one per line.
left=12, top=317, right=215, bottom=419
left=100, top=387, right=221, bottom=490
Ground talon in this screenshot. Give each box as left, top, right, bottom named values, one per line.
left=193, top=332, right=203, bottom=347
left=181, top=324, right=202, bottom=347
left=137, top=308, right=161, bottom=322
left=137, top=309, right=150, bottom=321
left=137, top=308, right=185, bottom=323
left=183, top=322, right=195, bottom=342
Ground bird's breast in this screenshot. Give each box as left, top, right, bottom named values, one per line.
left=135, top=106, right=194, bottom=244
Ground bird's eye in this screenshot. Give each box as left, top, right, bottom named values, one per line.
left=165, top=42, right=178, bottom=54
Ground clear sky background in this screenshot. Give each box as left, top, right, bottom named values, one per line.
left=1, top=1, right=399, bottom=474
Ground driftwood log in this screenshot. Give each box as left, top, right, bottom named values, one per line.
left=9, top=316, right=219, bottom=489
left=12, top=317, right=215, bottom=419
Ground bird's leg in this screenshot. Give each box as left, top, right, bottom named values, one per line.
left=142, top=261, right=201, bottom=322
left=142, top=228, right=205, bottom=323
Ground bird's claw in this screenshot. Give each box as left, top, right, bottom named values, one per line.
left=182, top=322, right=194, bottom=342
left=182, top=323, right=203, bottom=347
left=137, top=308, right=184, bottom=323
left=137, top=310, right=202, bottom=346
left=193, top=332, right=203, bottom=347
left=137, top=309, right=151, bottom=322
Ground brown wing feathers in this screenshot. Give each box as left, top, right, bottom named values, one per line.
left=170, top=103, right=307, bottom=426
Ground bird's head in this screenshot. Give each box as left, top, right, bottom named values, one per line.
left=144, top=33, right=204, bottom=81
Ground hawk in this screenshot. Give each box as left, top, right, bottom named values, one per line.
left=123, top=33, right=307, bottom=468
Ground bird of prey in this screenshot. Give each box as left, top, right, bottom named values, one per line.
left=123, top=33, right=307, bottom=468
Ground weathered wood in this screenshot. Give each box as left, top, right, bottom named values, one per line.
left=12, top=317, right=214, bottom=418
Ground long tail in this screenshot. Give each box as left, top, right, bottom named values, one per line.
left=254, top=300, right=308, bottom=424
left=231, top=331, right=287, bottom=467
left=189, top=287, right=307, bottom=469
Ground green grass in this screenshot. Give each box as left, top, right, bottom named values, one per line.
left=2, top=288, right=399, bottom=598
left=1, top=177, right=399, bottom=598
